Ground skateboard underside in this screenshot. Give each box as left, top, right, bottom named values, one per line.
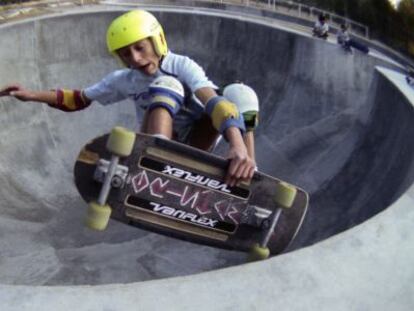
left=74, top=133, right=308, bottom=255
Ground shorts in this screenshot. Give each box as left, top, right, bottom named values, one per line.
left=172, top=95, right=205, bottom=144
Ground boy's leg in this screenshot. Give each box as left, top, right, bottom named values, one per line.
left=140, top=76, right=184, bottom=139
left=344, top=41, right=352, bottom=53
left=187, top=114, right=220, bottom=151
left=143, top=107, right=173, bottom=138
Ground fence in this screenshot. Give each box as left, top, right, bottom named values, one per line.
left=0, top=0, right=369, bottom=38
left=256, top=0, right=369, bottom=37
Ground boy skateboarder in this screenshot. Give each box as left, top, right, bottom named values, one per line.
left=0, top=10, right=259, bottom=187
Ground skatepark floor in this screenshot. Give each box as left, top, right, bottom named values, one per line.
left=0, top=4, right=413, bottom=310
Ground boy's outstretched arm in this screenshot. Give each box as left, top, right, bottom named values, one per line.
left=0, top=84, right=91, bottom=111
left=1, top=84, right=57, bottom=104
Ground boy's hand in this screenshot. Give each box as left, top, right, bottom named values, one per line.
left=0, top=84, right=19, bottom=96
left=226, top=144, right=255, bottom=187
left=0, top=84, right=34, bottom=101
left=225, top=127, right=255, bottom=187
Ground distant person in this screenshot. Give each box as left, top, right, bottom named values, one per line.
left=337, top=24, right=369, bottom=54
left=337, top=24, right=352, bottom=52
left=313, top=14, right=329, bottom=40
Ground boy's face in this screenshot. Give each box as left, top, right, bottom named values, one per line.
left=117, top=38, right=160, bottom=75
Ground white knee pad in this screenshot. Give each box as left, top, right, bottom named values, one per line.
left=148, top=76, right=185, bottom=117
left=223, top=83, right=259, bottom=131
left=223, top=83, right=259, bottom=114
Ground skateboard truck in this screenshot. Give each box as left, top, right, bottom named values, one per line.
left=259, top=208, right=283, bottom=249
left=86, top=127, right=136, bottom=231
left=242, top=206, right=272, bottom=228
left=94, top=159, right=129, bottom=189
left=248, top=182, right=297, bottom=261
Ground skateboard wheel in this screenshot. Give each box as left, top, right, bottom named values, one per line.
left=106, top=127, right=136, bottom=157
left=274, top=182, right=297, bottom=208
left=86, top=201, right=111, bottom=231
left=248, top=244, right=270, bottom=261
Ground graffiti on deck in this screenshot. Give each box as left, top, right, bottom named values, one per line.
left=131, top=170, right=247, bottom=224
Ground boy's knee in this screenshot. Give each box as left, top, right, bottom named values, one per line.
left=148, top=76, right=184, bottom=117
left=223, top=83, right=259, bottom=132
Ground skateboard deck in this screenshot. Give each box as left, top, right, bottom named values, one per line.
left=74, top=130, right=309, bottom=255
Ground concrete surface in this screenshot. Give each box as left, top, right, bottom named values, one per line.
left=0, top=5, right=413, bottom=310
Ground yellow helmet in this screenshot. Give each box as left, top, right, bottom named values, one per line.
left=106, top=10, right=168, bottom=57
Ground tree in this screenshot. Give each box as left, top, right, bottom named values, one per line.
left=397, top=0, right=414, bottom=53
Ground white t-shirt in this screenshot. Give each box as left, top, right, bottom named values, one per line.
left=314, top=21, right=329, bottom=36
left=84, top=51, right=217, bottom=139
left=337, top=29, right=350, bottom=45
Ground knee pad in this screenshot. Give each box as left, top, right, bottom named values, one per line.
left=205, top=96, right=245, bottom=136
left=223, top=83, right=259, bottom=131
left=148, top=76, right=184, bottom=117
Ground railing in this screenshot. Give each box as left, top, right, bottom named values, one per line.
left=0, top=0, right=369, bottom=38
left=256, top=0, right=369, bottom=38
left=0, top=0, right=97, bottom=21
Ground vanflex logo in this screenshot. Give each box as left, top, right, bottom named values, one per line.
left=139, top=157, right=250, bottom=199
left=126, top=196, right=236, bottom=232
left=151, top=202, right=218, bottom=228
left=162, top=165, right=231, bottom=193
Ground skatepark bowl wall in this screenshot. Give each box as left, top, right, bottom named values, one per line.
left=0, top=9, right=413, bottom=286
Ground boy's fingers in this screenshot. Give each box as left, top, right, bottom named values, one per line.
left=0, top=85, right=20, bottom=96
left=225, top=162, right=240, bottom=186
left=225, top=162, right=254, bottom=187
left=242, top=166, right=252, bottom=179
left=9, top=90, right=21, bottom=97
left=227, top=157, right=241, bottom=177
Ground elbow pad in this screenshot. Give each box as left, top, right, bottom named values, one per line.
left=53, top=89, right=91, bottom=112
left=148, top=76, right=184, bottom=117
left=52, top=89, right=90, bottom=112
left=205, top=96, right=245, bottom=135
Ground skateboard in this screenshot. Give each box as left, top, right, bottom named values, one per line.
left=74, top=127, right=309, bottom=260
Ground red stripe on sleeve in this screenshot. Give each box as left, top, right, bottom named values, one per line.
left=56, top=89, right=64, bottom=108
